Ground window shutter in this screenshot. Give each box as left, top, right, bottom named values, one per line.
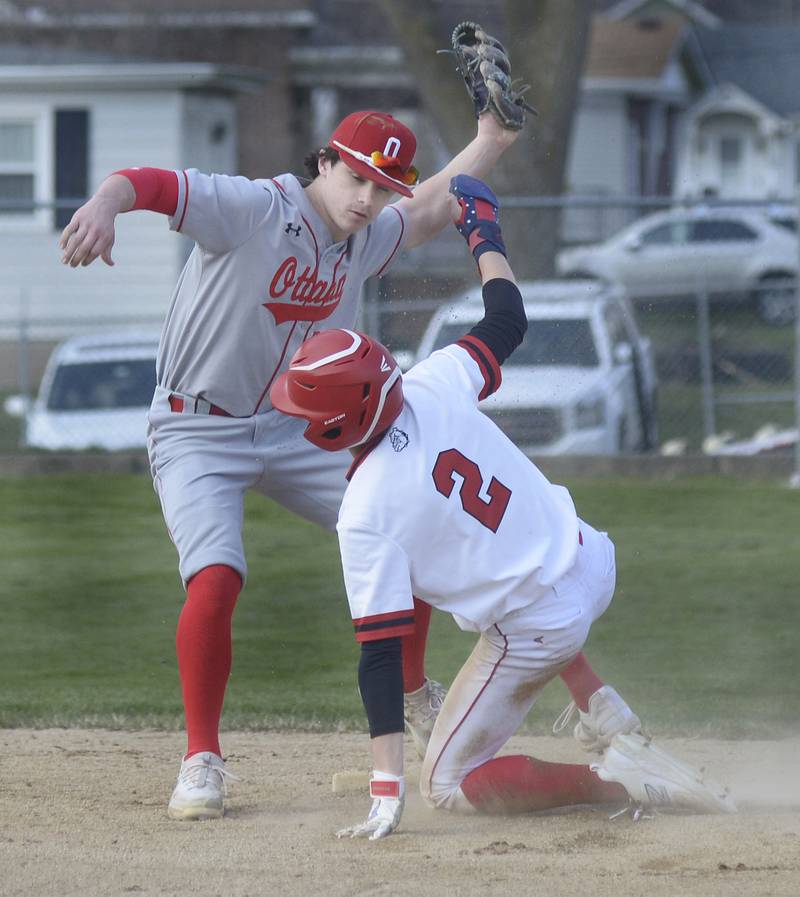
left=54, top=109, right=89, bottom=229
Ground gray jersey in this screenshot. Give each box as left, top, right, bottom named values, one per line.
left=156, top=170, right=408, bottom=417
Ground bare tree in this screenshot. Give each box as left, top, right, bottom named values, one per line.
left=375, top=1, right=592, bottom=277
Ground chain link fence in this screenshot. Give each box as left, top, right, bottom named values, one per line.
left=1, top=195, right=799, bottom=479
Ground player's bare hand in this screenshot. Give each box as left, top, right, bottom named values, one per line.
left=477, top=111, right=520, bottom=149
left=59, top=195, right=119, bottom=268
left=59, top=174, right=136, bottom=268
left=336, top=793, right=404, bottom=841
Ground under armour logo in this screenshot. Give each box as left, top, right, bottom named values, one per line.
left=380, top=356, right=391, bottom=372
left=285, top=222, right=301, bottom=236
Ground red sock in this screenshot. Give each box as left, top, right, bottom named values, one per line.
left=560, top=652, right=605, bottom=712
left=461, top=755, right=627, bottom=814
left=401, top=597, right=432, bottom=693
left=177, top=564, right=242, bottom=758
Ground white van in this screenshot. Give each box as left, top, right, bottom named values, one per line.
left=416, top=280, right=658, bottom=455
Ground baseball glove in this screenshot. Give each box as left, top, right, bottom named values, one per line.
left=448, top=21, right=536, bottom=131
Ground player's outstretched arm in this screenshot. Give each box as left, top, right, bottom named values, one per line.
left=59, top=174, right=135, bottom=268
left=60, top=167, right=179, bottom=268
left=450, top=174, right=527, bottom=365
left=398, top=113, right=517, bottom=251
left=337, top=636, right=406, bottom=841
left=398, top=20, right=534, bottom=251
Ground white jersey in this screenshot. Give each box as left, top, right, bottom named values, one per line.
left=337, top=337, right=580, bottom=639
left=157, top=170, right=407, bottom=417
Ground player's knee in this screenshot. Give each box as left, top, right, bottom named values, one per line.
left=419, top=768, right=474, bottom=813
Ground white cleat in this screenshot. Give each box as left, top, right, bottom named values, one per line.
left=404, top=678, right=446, bottom=760
left=592, top=732, right=737, bottom=815
left=167, top=751, right=238, bottom=821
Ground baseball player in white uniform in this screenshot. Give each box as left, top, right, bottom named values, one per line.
left=270, top=175, right=736, bottom=839
left=59, top=109, right=519, bottom=820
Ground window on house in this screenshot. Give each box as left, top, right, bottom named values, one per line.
left=0, top=121, right=36, bottom=215
left=54, top=109, right=89, bottom=229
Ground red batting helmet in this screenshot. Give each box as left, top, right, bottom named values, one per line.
left=269, top=329, right=404, bottom=451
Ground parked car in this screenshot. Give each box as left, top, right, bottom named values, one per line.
left=415, top=280, right=658, bottom=455
left=8, top=330, right=160, bottom=451
left=556, top=207, right=797, bottom=325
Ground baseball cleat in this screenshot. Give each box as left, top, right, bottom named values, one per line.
left=404, top=678, right=446, bottom=759
left=167, top=751, right=238, bottom=821
left=592, top=733, right=737, bottom=815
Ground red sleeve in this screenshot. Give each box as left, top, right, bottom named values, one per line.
left=114, top=167, right=179, bottom=216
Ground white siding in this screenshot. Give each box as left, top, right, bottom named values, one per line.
left=181, top=93, right=238, bottom=177
left=564, top=93, right=629, bottom=242
left=0, top=86, right=236, bottom=339
left=568, top=94, right=628, bottom=195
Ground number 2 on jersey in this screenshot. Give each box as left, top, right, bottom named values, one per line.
left=432, top=448, right=511, bottom=533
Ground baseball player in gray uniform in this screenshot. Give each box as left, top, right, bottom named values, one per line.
left=59, top=108, right=519, bottom=820
left=269, top=176, right=736, bottom=840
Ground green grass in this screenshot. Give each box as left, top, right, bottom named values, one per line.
left=0, top=473, right=798, bottom=738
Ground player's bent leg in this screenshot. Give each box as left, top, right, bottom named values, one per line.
left=460, top=755, right=627, bottom=814
left=421, top=565, right=610, bottom=814
left=419, top=626, right=558, bottom=812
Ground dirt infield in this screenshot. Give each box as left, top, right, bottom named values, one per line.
left=3, top=729, right=799, bottom=897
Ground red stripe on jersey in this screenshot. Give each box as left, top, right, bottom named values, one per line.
left=355, top=622, right=416, bottom=643
left=271, top=177, right=287, bottom=195
left=456, top=335, right=502, bottom=399
left=375, top=206, right=406, bottom=277
left=353, top=608, right=415, bottom=643
left=353, top=608, right=414, bottom=626
left=176, top=170, right=190, bottom=232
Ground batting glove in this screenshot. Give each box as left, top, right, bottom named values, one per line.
left=450, top=174, right=506, bottom=263
left=336, top=771, right=405, bottom=841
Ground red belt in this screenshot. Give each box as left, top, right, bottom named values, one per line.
left=168, top=394, right=232, bottom=417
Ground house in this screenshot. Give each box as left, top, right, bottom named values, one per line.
left=561, top=0, right=720, bottom=241
left=0, top=44, right=264, bottom=385
left=675, top=23, right=800, bottom=201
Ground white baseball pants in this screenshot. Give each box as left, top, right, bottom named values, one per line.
left=420, top=521, right=617, bottom=812
left=147, top=386, right=349, bottom=584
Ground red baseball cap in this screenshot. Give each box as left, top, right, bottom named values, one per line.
left=328, top=111, right=419, bottom=198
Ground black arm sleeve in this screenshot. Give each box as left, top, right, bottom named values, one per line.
left=358, top=636, right=404, bottom=738
left=465, top=278, right=528, bottom=366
